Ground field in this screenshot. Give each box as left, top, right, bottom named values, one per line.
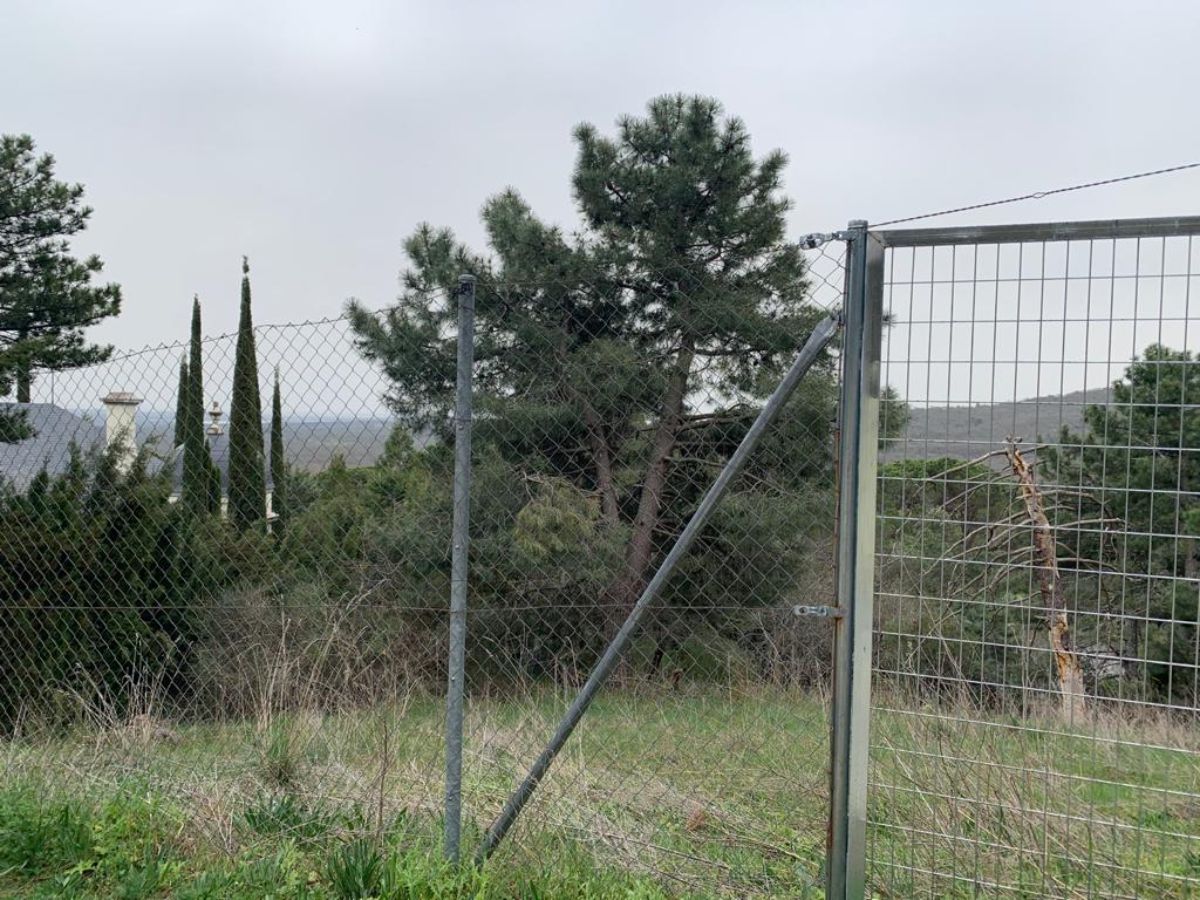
left=2, top=690, right=1198, bottom=898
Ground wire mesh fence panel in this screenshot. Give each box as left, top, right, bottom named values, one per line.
left=0, top=242, right=849, bottom=896
left=871, top=221, right=1200, bottom=897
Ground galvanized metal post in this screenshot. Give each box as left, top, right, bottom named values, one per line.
left=827, top=222, right=883, bottom=899
left=444, top=273, right=475, bottom=863
left=476, top=312, right=841, bottom=863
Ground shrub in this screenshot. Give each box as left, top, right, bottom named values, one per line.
left=0, top=446, right=202, bottom=725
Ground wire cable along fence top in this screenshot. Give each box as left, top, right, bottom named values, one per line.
left=872, top=160, right=1200, bottom=228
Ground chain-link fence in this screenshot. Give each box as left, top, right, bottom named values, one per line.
left=0, top=243, right=850, bottom=896
left=1, top=309, right=453, bottom=864
left=870, top=217, right=1200, bottom=897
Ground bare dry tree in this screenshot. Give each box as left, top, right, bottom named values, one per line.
left=903, top=439, right=1127, bottom=723
left=1004, top=439, right=1088, bottom=722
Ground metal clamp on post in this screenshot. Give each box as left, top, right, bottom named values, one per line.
left=799, top=231, right=839, bottom=250
left=793, top=604, right=845, bottom=619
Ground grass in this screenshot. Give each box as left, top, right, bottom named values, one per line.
left=0, top=777, right=670, bottom=899
left=1, top=688, right=1198, bottom=897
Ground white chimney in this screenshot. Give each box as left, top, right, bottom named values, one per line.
left=101, top=391, right=142, bottom=474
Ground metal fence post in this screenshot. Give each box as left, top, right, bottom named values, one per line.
left=828, top=221, right=883, bottom=899
left=444, top=273, right=476, bottom=863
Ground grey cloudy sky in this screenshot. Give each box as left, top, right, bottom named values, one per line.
left=4, top=0, right=1199, bottom=363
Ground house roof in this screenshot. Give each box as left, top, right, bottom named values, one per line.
left=0, top=403, right=105, bottom=490
left=1, top=403, right=280, bottom=504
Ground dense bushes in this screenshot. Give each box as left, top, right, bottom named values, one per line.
left=0, top=447, right=197, bottom=723
left=268, top=413, right=840, bottom=692
left=0, top=375, right=846, bottom=727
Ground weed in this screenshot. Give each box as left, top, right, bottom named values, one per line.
left=112, top=847, right=173, bottom=900
left=174, top=844, right=309, bottom=899
left=260, top=724, right=303, bottom=790
left=0, top=792, right=93, bottom=877
left=242, top=793, right=333, bottom=840
left=325, top=838, right=383, bottom=899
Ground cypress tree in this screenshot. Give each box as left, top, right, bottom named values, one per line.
left=227, top=257, right=265, bottom=530
left=204, top=437, right=222, bottom=514
left=181, top=297, right=208, bottom=515
left=269, top=368, right=286, bottom=533
left=173, top=356, right=188, bottom=449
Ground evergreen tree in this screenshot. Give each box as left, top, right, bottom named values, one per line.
left=0, top=135, right=122, bottom=417
left=0, top=407, right=30, bottom=442
left=270, top=368, right=286, bottom=533
left=0, top=443, right=198, bottom=721
left=173, top=356, right=188, bottom=450
left=1045, top=344, right=1200, bottom=699
left=203, top=437, right=222, bottom=514
left=228, top=257, right=265, bottom=530
left=1049, top=344, right=1200, bottom=577
left=348, top=95, right=821, bottom=631
left=181, top=297, right=208, bottom=514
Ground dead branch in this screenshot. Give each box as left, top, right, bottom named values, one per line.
left=1005, top=439, right=1088, bottom=723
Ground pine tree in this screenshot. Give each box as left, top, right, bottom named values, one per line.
left=269, top=368, right=286, bottom=533
left=227, top=257, right=265, bottom=530
left=181, top=297, right=208, bottom=515
left=1045, top=344, right=1200, bottom=700
left=0, top=408, right=30, bottom=442
left=348, top=96, right=817, bottom=631
left=1049, top=343, right=1200, bottom=578
left=0, top=135, right=122, bottom=408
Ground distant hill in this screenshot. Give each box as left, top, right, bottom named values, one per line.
left=279, top=419, right=403, bottom=472
left=51, top=387, right=1120, bottom=481
left=884, top=387, right=1112, bottom=464
left=129, top=416, right=410, bottom=474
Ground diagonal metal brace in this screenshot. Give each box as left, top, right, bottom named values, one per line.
left=475, top=311, right=842, bottom=863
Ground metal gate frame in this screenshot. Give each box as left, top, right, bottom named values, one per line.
left=828, top=213, right=1200, bottom=899
left=828, top=220, right=884, bottom=899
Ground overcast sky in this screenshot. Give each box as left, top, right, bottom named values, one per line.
left=4, top=0, right=1200, bottom=404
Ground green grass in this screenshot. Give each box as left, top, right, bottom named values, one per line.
left=1, top=689, right=1198, bottom=897
left=0, top=779, right=669, bottom=899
